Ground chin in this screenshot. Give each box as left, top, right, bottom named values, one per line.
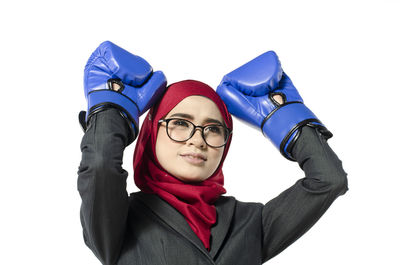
left=175, top=173, right=206, bottom=183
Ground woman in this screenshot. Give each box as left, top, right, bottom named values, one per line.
left=78, top=41, right=348, bottom=265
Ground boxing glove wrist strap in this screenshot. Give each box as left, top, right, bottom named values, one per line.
left=87, top=89, right=139, bottom=143
left=261, top=102, right=332, bottom=161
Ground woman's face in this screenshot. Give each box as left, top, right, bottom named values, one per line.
left=156, top=95, right=226, bottom=183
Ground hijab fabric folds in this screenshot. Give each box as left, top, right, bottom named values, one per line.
left=133, top=80, right=233, bottom=250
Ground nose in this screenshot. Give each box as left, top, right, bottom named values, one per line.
left=187, top=128, right=206, bottom=148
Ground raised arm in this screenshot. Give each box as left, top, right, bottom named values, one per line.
left=260, top=125, right=348, bottom=261
left=78, top=108, right=131, bottom=264
left=77, top=41, right=166, bottom=265
left=216, top=51, right=348, bottom=262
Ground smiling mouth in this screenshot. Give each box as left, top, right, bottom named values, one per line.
left=180, top=154, right=206, bottom=165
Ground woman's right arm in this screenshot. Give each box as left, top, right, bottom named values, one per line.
left=78, top=41, right=166, bottom=264
left=77, top=108, right=131, bottom=265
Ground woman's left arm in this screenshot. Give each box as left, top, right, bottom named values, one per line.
left=260, top=125, right=348, bottom=262
left=216, top=51, right=348, bottom=262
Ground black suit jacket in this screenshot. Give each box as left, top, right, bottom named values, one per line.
left=77, top=108, right=348, bottom=265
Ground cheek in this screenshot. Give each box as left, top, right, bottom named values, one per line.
left=155, top=128, right=181, bottom=166
left=155, top=129, right=169, bottom=161
left=209, top=148, right=225, bottom=170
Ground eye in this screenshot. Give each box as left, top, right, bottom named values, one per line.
left=205, top=125, right=223, bottom=135
left=172, top=119, right=190, bottom=127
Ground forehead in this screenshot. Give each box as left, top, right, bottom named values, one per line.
left=165, top=95, right=223, bottom=123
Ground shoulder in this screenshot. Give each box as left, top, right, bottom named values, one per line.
left=217, top=195, right=264, bottom=217
left=216, top=196, right=264, bottom=236
left=218, top=195, right=263, bottom=207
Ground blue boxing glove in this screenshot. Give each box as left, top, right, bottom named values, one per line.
left=217, top=51, right=332, bottom=161
left=79, top=41, right=167, bottom=145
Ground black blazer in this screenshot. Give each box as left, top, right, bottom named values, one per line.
left=77, top=108, right=348, bottom=265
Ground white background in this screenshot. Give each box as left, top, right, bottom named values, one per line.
left=1, top=0, right=399, bottom=264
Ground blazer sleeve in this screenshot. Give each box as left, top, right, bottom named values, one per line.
left=77, top=108, right=132, bottom=265
left=261, top=126, right=348, bottom=262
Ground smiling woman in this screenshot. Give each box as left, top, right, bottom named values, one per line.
left=132, top=80, right=233, bottom=252
left=156, top=95, right=227, bottom=183
left=78, top=42, right=348, bottom=265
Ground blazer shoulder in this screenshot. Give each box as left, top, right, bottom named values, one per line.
left=218, top=195, right=263, bottom=216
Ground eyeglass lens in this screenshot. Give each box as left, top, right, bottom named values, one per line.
left=167, top=119, right=227, bottom=147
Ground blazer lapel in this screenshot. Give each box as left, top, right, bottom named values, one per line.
left=132, top=192, right=236, bottom=261
left=133, top=192, right=213, bottom=261
left=209, top=196, right=236, bottom=259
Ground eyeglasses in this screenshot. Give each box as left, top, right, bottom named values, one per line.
left=158, top=118, right=232, bottom=148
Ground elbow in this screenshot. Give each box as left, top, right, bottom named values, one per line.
left=300, top=171, right=349, bottom=196
left=328, top=158, right=349, bottom=196
left=80, top=150, right=123, bottom=176
left=97, top=252, right=120, bottom=265
left=77, top=151, right=125, bottom=197
left=320, top=159, right=349, bottom=197
left=331, top=171, right=349, bottom=197
left=88, top=246, right=119, bottom=265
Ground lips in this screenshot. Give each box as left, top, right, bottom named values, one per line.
left=180, top=152, right=207, bottom=161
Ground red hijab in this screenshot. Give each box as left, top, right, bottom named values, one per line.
left=133, top=80, right=233, bottom=250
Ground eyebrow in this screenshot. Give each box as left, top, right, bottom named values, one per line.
left=169, top=113, right=225, bottom=126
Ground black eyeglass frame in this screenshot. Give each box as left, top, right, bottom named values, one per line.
left=158, top=118, right=232, bottom=148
